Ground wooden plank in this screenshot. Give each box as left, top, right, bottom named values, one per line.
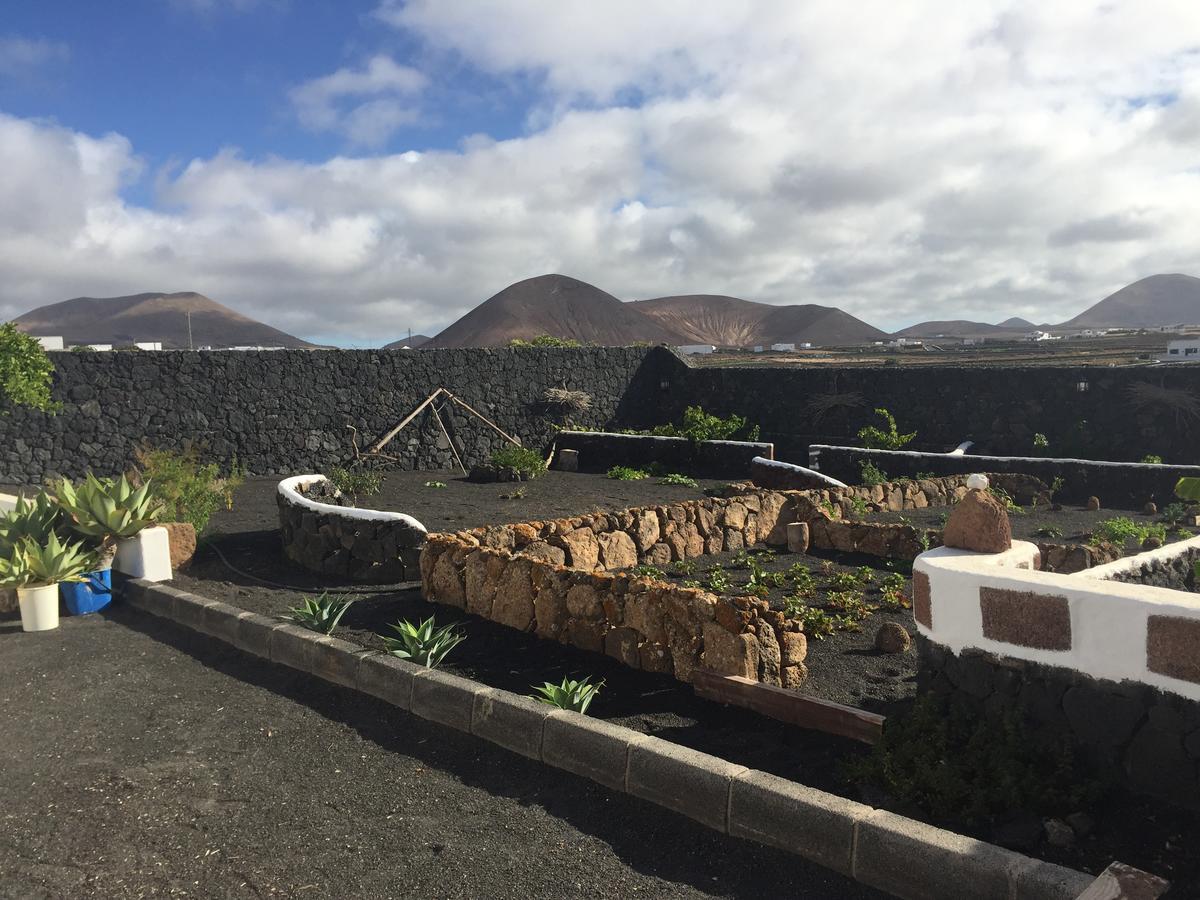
left=444, top=391, right=523, bottom=446
left=1074, top=862, right=1169, bottom=900
left=369, top=388, right=445, bottom=453
left=691, top=668, right=885, bottom=744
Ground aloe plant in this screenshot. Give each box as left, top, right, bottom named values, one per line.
left=0, top=533, right=98, bottom=588
left=54, top=473, right=160, bottom=542
left=531, top=676, right=604, bottom=714
left=380, top=617, right=465, bottom=667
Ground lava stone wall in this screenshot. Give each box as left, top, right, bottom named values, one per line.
left=919, top=639, right=1200, bottom=809
left=555, top=430, right=773, bottom=477
left=638, top=355, right=1200, bottom=465
left=0, top=346, right=674, bottom=482
left=1097, top=547, right=1200, bottom=591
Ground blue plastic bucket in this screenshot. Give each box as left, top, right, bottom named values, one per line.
left=61, top=569, right=113, bottom=615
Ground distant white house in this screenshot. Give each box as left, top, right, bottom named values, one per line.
left=1024, top=331, right=1060, bottom=342
left=35, top=336, right=64, bottom=351
left=888, top=338, right=923, bottom=348
left=770, top=343, right=796, bottom=352
left=229, top=345, right=285, bottom=351
left=798, top=341, right=813, bottom=349
left=1162, top=339, right=1200, bottom=362
left=753, top=345, right=765, bottom=353
left=676, top=344, right=716, bottom=355
left=134, top=341, right=163, bottom=351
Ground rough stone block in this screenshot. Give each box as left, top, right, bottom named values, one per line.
left=200, top=602, right=248, bottom=644
left=853, top=808, right=1016, bottom=900
left=627, top=736, right=748, bottom=831
left=236, top=612, right=283, bottom=658
left=913, top=570, right=932, bottom=628
left=1147, top=615, right=1200, bottom=684
left=311, top=638, right=369, bottom=688
left=124, top=580, right=179, bottom=618
left=786, top=521, right=810, bottom=553
left=471, top=689, right=551, bottom=759
left=979, top=587, right=1071, bottom=651
left=355, top=653, right=421, bottom=710
left=604, top=626, right=641, bottom=668
left=173, top=591, right=219, bottom=633
left=270, top=623, right=324, bottom=672
left=701, top=621, right=759, bottom=678
left=541, top=710, right=649, bottom=791
left=729, top=770, right=867, bottom=875
left=410, top=668, right=484, bottom=732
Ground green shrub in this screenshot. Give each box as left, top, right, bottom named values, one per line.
left=860, top=461, right=888, bottom=486
left=1161, top=502, right=1190, bottom=525
left=0, top=322, right=58, bottom=413
left=844, top=693, right=1100, bottom=823
left=285, top=592, right=354, bottom=634
left=424, top=480, right=447, bottom=488
left=328, top=467, right=383, bottom=504
left=649, top=406, right=760, bottom=443
left=784, top=601, right=835, bottom=638
left=531, top=676, right=603, bottom=714
left=490, top=445, right=547, bottom=479
left=1032, top=433, right=1049, bottom=452
left=857, top=408, right=915, bottom=450
left=1034, top=525, right=1064, bottom=539
left=705, top=568, right=731, bottom=592
left=671, top=558, right=697, bottom=576
left=1142, top=454, right=1163, bottom=464
left=631, top=564, right=666, bottom=579
left=380, top=616, right=465, bottom=667
left=848, top=495, right=869, bottom=517
left=607, top=465, right=649, bottom=480
left=134, top=445, right=243, bottom=534
left=508, top=335, right=583, bottom=348
left=1090, top=517, right=1167, bottom=546
left=660, top=473, right=698, bottom=487
left=988, top=485, right=1023, bottom=514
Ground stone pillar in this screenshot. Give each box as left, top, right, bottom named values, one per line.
left=786, top=521, right=810, bottom=554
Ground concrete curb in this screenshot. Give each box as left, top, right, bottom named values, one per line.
left=123, top=579, right=1100, bottom=900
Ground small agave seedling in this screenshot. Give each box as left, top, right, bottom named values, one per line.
left=285, top=592, right=354, bottom=634
left=380, top=616, right=465, bottom=667
left=531, top=676, right=604, bottom=714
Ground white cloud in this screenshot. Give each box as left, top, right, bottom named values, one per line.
left=289, top=55, right=426, bottom=147
left=5, top=2, right=1200, bottom=342
left=0, top=35, right=69, bottom=76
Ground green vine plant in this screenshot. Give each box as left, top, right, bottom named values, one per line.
left=0, top=323, right=59, bottom=413
left=857, top=408, right=915, bottom=450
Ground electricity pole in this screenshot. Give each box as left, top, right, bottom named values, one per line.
left=187, top=311, right=193, bottom=350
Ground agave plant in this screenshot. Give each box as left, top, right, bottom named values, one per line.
left=531, top=676, right=604, bottom=714
left=285, top=592, right=354, bottom=634
left=380, top=617, right=465, bottom=668
left=0, top=490, right=62, bottom=552
left=0, top=533, right=98, bottom=588
left=54, top=473, right=161, bottom=543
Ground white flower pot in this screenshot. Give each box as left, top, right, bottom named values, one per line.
left=18, top=583, right=60, bottom=632
left=114, top=527, right=173, bottom=582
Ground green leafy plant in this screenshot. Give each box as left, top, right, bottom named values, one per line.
left=0, top=532, right=98, bottom=588
left=681, top=578, right=702, bottom=589
left=328, top=467, right=383, bottom=505
left=671, top=558, right=697, bottom=576
left=381, top=616, right=465, bottom=667
left=859, top=461, right=888, bottom=486
left=1047, top=476, right=1065, bottom=502
left=988, top=485, right=1023, bottom=514
left=1141, top=454, right=1163, bottom=464
left=631, top=564, right=666, bottom=579
left=0, top=322, right=59, bottom=413
left=827, top=570, right=864, bottom=591
left=285, top=592, right=354, bottom=634
left=607, top=465, right=649, bottom=480
left=705, top=567, right=731, bottom=593
left=1032, top=433, right=1049, bottom=452
left=1161, top=502, right=1190, bottom=525
left=857, top=408, right=915, bottom=450
left=531, top=676, right=604, bottom=714
left=1089, top=517, right=1167, bottom=547
left=659, top=473, right=698, bottom=487
left=490, top=445, right=547, bottom=480
left=1034, top=525, right=1064, bottom=539
left=649, top=406, right=760, bottom=443
left=848, top=495, right=869, bottom=517
left=54, top=473, right=161, bottom=544
left=508, top=335, right=583, bottom=348
left=1177, top=477, right=1200, bottom=502
left=729, top=548, right=753, bottom=569
left=784, top=600, right=836, bottom=639
left=133, top=445, right=244, bottom=534
left=826, top=589, right=871, bottom=623
left=0, top=490, right=62, bottom=552
left=424, top=480, right=447, bottom=488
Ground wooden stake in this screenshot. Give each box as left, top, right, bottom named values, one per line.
left=431, top=401, right=467, bottom=474
left=444, top=390, right=522, bottom=446
left=368, top=388, right=445, bottom=454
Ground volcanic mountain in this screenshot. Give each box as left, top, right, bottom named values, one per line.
left=893, top=319, right=1028, bottom=339
left=14, top=292, right=315, bottom=349
left=1058, top=274, right=1200, bottom=328
left=631, top=293, right=887, bottom=346
left=424, top=274, right=684, bottom=348
left=383, top=334, right=432, bottom=349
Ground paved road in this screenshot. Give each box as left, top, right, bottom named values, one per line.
left=0, top=607, right=884, bottom=899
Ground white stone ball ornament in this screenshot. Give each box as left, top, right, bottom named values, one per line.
left=966, top=473, right=989, bottom=491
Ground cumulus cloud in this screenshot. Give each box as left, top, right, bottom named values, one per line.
left=4, top=2, right=1200, bottom=343
left=289, top=55, right=426, bottom=147
left=0, top=35, right=69, bottom=77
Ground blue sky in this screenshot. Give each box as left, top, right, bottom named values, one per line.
left=2, top=2, right=1200, bottom=346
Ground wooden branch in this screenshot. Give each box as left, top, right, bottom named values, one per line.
left=444, top=390, right=522, bottom=446
left=691, top=669, right=885, bottom=744
left=1073, top=862, right=1169, bottom=900
left=369, top=388, right=445, bottom=454
left=431, top=401, right=467, bottom=475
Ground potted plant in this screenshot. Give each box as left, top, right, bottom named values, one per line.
left=0, top=533, right=97, bottom=632
left=0, top=489, right=103, bottom=614
left=54, top=473, right=169, bottom=582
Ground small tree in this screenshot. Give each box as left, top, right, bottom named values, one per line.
left=857, top=408, right=915, bottom=450
left=0, top=323, right=58, bottom=412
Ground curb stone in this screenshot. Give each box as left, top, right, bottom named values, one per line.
left=121, top=579, right=1120, bottom=900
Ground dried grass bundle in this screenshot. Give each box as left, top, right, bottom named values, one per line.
left=1125, top=381, right=1200, bottom=427
left=542, top=387, right=592, bottom=412
left=806, top=390, right=866, bottom=424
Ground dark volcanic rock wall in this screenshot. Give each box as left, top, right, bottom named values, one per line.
left=1, top=347, right=672, bottom=482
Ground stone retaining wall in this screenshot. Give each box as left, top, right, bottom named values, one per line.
left=277, top=475, right=427, bottom=583
left=420, top=474, right=975, bottom=687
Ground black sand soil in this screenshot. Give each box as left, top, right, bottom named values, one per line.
left=0, top=609, right=885, bottom=900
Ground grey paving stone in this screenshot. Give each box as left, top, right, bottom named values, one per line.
left=269, top=623, right=323, bottom=672
left=355, top=653, right=422, bottom=710
left=172, top=591, right=219, bottom=633
left=541, top=710, right=648, bottom=792
left=627, top=735, right=748, bottom=832
left=410, top=668, right=485, bottom=733
left=471, top=689, right=551, bottom=759
left=236, top=612, right=283, bottom=658
left=310, top=637, right=370, bottom=688
left=200, top=602, right=248, bottom=644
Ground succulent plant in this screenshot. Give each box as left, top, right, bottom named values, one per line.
left=54, top=473, right=161, bottom=541
left=0, top=490, right=62, bottom=552
left=0, top=533, right=97, bottom=588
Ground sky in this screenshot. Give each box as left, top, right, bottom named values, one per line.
left=3, top=1, right=1200, bottom=346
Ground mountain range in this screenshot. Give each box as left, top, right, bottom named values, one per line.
left=12, top=273, right=1200, bottom=350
